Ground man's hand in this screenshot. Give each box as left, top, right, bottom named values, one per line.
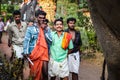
left=22, top=53, right=34, bottom=65
left=22, top=53, right=29, bottom=59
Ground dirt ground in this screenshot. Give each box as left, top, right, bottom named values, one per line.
left=0, top=32, right=104, bottom=80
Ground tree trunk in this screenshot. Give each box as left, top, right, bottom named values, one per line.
left=87, top=0, right=120, bottom=80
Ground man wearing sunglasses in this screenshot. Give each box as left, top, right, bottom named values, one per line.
left=23, top=10, right=51, bottom=80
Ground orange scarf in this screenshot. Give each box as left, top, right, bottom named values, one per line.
left=29, top=28, right=49, bottom=80
left=62, top=32, right=72, bottom=50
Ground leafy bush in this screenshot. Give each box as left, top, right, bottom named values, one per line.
left=7, top=5, right=14, bottom=13
left=55, top=0, right=78, bottom=26
left=79, top=0, right=88, bottom=9
left=0, top=54, right=24, bottom=80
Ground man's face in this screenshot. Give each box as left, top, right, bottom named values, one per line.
left=54, top=21, right=63, bottom=32
left=14, top=15, right=21, bottom=24
left=68, top=21, right=75, bottom=30
left=37, top=15, right=45, bottom=24
left=41, top=21, right=47, bottom=29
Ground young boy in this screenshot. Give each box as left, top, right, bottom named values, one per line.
left=48, top=18, right=73, bottom=80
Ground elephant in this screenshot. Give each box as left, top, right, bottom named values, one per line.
left=87, top=0, right=120, bottom=80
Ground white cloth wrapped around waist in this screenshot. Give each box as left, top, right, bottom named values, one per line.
left=12, top=38, right=24, bottom=46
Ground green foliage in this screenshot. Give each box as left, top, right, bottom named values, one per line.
left=1, top=4, right=20, bottom=14
left=86, top=28, right=97, bottom=50
left=0, top=4, right=20, bottom=22
left=78, top=13, right=91, bottom=27
left=0, top=54, right=24, bottom=80
left=79, top=0, right=88, bottom=9
left=7, top=5, right=14, bottom=13
left=1, top=4, right=8, bottom=11
left=80, top=27, right=89, bottom=49
left=55, top=0, right=79, bottom=26
left=80, top=26, right=102, bottom=53
left=14, top=4, right=20, bottom=10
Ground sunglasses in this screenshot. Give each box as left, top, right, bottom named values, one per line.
left=14, top=15, right=21, bottom=18
left=38, top=17, right=45, bottom=19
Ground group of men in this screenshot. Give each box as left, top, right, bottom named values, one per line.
left=6, top=9, right=82, bottom=80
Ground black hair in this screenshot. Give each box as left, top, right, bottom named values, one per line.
left=60, top=17, right=63, bottom=20
left=13, top=10, right=21, bottom=16
left=67, top=17, right=76, bottom=24
left=44, top=19, right=49, bottom=23
left=35, top=10, right=46, bottom=17
left=54, top=18, right=63, bottom=25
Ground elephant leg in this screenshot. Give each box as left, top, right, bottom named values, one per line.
left=101, top=59, right=106, bottom=80
left=107, top=62, right=120, bottom=80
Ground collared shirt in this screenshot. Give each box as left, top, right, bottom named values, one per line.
left=0, top=21, right=4, bottom=32
left=23, top=25, right=52, bottom=54
left=50, top=31, right=73, bottom=62
left=23, top=25, right=39, bottom=54
left=7, top=21, right=27, bottom=46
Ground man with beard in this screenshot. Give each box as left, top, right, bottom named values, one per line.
left=7, top=10, right=27, bottom=59
left=7, top=10, right=27, bottom=79
left=23, top=10, right=51, bottom=80
left=65, top=17, right=82, bottom=80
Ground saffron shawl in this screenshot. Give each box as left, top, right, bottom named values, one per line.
left=29, top=27, right=49, bottom=80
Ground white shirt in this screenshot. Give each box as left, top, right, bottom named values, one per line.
left=0, top=21, right=4, bottom=32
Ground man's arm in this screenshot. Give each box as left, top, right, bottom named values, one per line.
left=23, top=27, right=32, bottom=54
left=44, top=27, right=52, bottom=45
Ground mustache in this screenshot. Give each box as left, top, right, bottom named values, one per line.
left=56, top=26, right=63, bottom=28
left=70, top=25, right=75, bottom=27
left=15, top=20, right=20, bottom=24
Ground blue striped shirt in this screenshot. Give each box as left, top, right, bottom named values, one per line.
left=23, top=25, right=39, bottom=54
left=23, top=25, right=52, bottom=54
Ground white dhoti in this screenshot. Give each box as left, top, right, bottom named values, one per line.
left=48, top=58, right=69, bottom=78
left=68, top=51, right=80, bottom=74
left=12, top=45, right=23, bottom=58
